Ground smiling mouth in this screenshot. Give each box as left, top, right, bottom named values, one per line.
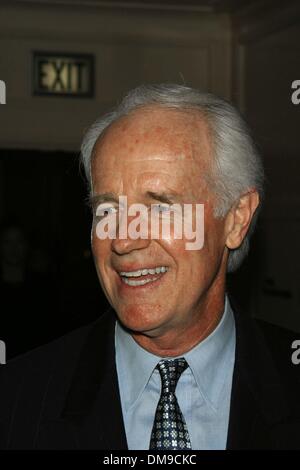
left=118, top=266, right=169, bottom=287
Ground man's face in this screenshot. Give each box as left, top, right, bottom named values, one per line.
left=91, top=107, right=227, bottom=338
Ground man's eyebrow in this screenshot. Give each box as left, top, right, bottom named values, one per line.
left=146, top=191, right=182, bottom=204
left=86, top=191, right=182, bottom=209
left=88, top=193, right=119, bottom=209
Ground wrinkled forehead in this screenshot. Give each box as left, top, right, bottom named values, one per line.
left=92, top=106, right=213, bottom=170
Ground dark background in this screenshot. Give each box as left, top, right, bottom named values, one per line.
left=0, top=149, right=109, bottom=358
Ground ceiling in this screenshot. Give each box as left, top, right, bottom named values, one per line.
left=5, top=0, right=275, bottom=13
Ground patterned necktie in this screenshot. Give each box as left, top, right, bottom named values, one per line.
left=149, top=357, right=192, bottom=450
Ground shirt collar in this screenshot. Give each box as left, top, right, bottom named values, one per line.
left=115, top=295, right=236, bottom=412
left=184, top=296, right=236, bottom=411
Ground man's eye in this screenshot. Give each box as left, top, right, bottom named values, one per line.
left=152, top=204, right=170, bottom=213
left=96, top=205, right=118, bottom=218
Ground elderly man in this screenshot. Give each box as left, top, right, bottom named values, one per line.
left=0, top=84, right=299, bottom=450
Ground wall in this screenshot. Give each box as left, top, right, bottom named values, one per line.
left=0, top=2, right=232, bottom=151
left=234, top=20, right=300, bottom=330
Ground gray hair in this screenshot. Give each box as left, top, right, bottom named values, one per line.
left=80, top=84, right=264, bottom=272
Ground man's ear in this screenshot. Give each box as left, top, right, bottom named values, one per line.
left=225, top=190, right=260, bottom=250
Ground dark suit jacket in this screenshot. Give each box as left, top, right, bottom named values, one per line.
left=0, top=306, right=300, bottom=450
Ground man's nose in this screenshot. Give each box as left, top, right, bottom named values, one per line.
left=111, top=214, right=151, bottom=255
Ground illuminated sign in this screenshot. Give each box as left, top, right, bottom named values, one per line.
left=33, top=52, right=94, bottom=97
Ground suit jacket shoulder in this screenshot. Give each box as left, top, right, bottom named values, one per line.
left=255, top=319, right=300, bottom=406
left=0, top=318, right=95, bottom=449
left=226, top=310, right=300, bottom=449
left=0, top=308, right=126, bottom=450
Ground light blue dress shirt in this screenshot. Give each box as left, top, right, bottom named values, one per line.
left=115, top=296, right=236, bottom=450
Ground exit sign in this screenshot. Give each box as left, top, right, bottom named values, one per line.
left=33, top=52, right=94, bottom=97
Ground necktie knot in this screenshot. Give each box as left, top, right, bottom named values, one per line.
left=156, top=357, right=188, bottom=394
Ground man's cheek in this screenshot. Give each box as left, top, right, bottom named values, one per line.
left=91, top=235, right=107, bottom=256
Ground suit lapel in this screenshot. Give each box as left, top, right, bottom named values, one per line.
left=36, top=308, right=128, bottom=450
left=226, top=307, right=290, bottom=449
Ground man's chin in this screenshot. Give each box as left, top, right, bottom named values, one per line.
left=115, top=310, right=168, bottom=337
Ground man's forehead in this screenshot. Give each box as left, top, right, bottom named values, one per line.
left=95, top=151, right=189, bottom=165
left=92, top=108, right=211, bottom=184
left=91, top=167, right=207, bottom=204
left=96, top=107, right=210, bottom=148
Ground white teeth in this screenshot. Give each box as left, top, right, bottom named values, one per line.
left=132, top=270, right=142, bottom=277
left=122, top=276, right=159, bottom=286
left=120, top=266, right=168, bottom=277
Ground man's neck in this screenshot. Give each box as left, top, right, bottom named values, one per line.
left=131, top=293, right=226, bottom=357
